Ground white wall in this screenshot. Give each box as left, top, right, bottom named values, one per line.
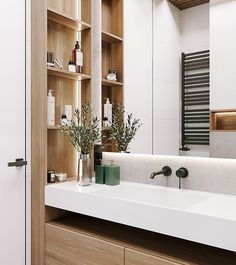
left=152, top=0, right=181, bottom=156
left=210, top=0, right=236, bottom=110
left=180, top=4, right=209, bottom=53
left=124, top=0, right=153, bottom=154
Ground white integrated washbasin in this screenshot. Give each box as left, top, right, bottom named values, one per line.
left=91, top=182, right=209, bottom=210
left=45, top=180, right=236, bottom=252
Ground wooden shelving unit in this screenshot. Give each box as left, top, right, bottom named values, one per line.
left=101, top=0, right=124, bottom=152
left=32, top=1, right=92, bottom=264
left=47, top=0, right=91, bottom=180
left=32, top=1, right=124, bottom=263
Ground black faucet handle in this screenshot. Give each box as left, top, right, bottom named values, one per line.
left=162, top=166, right=172, bottom=176
left=176, top=167, right=189, bottom=179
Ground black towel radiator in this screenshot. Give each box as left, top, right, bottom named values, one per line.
left=180, top=50, right=210, bottom=151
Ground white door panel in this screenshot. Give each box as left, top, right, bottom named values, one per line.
left=0, top=0, right=26, bottom=265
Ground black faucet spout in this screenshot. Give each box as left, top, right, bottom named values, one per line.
left=150, top=166, right=172, bottom=179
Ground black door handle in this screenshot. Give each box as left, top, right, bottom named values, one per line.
left=8, top=158, right=27, bottom=167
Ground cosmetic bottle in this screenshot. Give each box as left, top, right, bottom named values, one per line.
left=68, top=60, right=76, bottom=72
left=64, top=105, right=72, bottom=125
left=105, top=160, right=120, bottom=186
left=95, top=161, right=105, bottom=184
left=103, top=117, right=109, bottom=127
left=104, top=98, right=112, bottom=126
left=47, top=90, right=55, bottom=126
left=61, top=114, right=67, bottom=126
left=72, top=41, right=83, bottom=74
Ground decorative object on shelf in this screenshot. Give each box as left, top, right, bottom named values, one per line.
left=110, top=104, right=142, bottom=152
left=64, top=105, right=72, bottom=125
left=104, top=160, right=120, bottom=186
left=61, top=102, right=101, bottom=186
left=47, top=51, right=55, bottom=67
left=55, top=172, right=67, bottom=182
left=72, top=41, right=83, bottom=74
left=47, top=90, right=55, bottom=126
left=54, top=58, right=63, bottom=69
left=47, top=170, right=56, bottom=183
left=103, top=117, right=109, bottom=127
left=104, top=98, right=112, bottom=125
left=68, top=60, right=76, bottom=72
left=61, top=114, right=67, bottom=126
left=106, top=70, right=117, bottom=81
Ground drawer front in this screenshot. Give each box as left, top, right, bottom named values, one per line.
left=45, top=224, right=124, bottom=265
left=125, top=248, right=182, bottom=265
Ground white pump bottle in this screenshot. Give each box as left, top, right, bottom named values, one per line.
left=47, top=90, right=55, bottom=126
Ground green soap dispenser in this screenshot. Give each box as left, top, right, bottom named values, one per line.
left=105, top=160, right=120, bottom=186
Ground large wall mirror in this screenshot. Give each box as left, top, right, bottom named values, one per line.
left=123, top=0, right=236, bottom=159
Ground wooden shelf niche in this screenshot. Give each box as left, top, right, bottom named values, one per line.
left=101, top=0, right=123, bottom=152
left=210, top=110, right=236, bottom=131
left=47, top=0, right=91, bottom=179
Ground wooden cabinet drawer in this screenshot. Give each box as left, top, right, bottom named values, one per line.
left=45, top=223, right=124, bottom=265
left=125, top=248, right=182, bottom=265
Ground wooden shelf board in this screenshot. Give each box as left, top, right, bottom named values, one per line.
left=47, top=8, right=91, bottom=31
left=47, top=67, right=91, bottom=81
left=102, top=78, right=123, bottom=87
left=102, top=31, right=123, bottom=44
left=48, top=126, right=61, bottom=130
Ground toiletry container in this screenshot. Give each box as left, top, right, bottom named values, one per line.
left=104, top=98, right=112, bottom=126
left=68, top=60, right=76, bottom=72
left=47, top=90, right=55, bottom=126
left=64, top=105, right=72, bottom=124
left=72, top=41, right=83, bottom=74
left=95, top=164, right=105, bottom=184
left=105, top=160, right=120, bottom=186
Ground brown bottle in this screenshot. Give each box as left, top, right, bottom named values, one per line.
left=72, top=41, right=83, bottom=73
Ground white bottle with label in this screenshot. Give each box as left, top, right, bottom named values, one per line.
left=47, top=90, right=55, bottom=126
left=104, top=98, right=112, bottom=126
left=64, top=105, right=72, bottom=125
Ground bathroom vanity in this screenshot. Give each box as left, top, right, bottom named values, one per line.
left=45, top=181, right=236, bottom=265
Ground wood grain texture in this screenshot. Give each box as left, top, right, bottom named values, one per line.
left=169, top=0, right=209, bottom=10
left=45, top=223, right=125, bottom=265
left=210, top=111, right=236, bottom=131
left=125, top=248, right=182, bottom=265
left=47, top=0, right=77, bottom=18
left=49, top=215, right=236, bottom=265
left=31, top=0, right=47, bottom=264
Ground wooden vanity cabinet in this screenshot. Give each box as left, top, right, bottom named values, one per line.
left=45, top=223, right=124, bottom=265
left=45, top=214, right=236, bottom=265
left=125, top=248, right=181, bottom=265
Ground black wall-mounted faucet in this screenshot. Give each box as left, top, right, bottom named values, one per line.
left=176, top=167, right=189, bottom=189
left=150, top=166, right=172, bottom=179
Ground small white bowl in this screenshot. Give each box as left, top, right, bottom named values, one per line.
left=55, top=172, right=67, bottom=182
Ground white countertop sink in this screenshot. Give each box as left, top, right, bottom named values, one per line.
left=45, top=181, right=236, bottom=252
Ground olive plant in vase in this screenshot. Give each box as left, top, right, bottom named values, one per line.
left=110, top=104, right=142, bottom=152
left=62, top=102, right=100, bottom=186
